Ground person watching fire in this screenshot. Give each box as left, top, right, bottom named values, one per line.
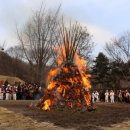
left=95, top=91, right=99, bottom=102
left=110, top=90, right=115, bottom=103
left=105, top=90, right=109, bottom=103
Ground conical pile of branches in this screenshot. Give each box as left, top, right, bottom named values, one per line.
left=38, top=20, right=94, bottom=111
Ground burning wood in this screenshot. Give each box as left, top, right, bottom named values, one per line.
left=40, top=61, right=92, bottom=111
left=39, top=21, right=94, bottom=111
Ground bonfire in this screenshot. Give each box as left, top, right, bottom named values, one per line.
left=39, top=22, right=94, bottom=111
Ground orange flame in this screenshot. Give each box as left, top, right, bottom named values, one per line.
left=81, top=74, right=91, bottom=89
left=75, top=52, right=91, bottom=89
left=47, top=82, right=57, bottom=90
left=54, top=46, right=66, bottom=66
left=74, top=52, right=87, bottom=71
left=63, top=67, right=69, bottom=73
left=47, top=69, right=59, bottom=82
left=42, top=99, right=52, bottom=110
left=42, top=47, right=92, bottom=110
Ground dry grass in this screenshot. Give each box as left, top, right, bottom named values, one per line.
left=0, top=101, right=130, bottom=130
left=0, top=75, right=24, bottom=84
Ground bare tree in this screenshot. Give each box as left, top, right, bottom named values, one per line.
left=105, top=31, right=130, bottom=87
left=16, top=4, right=94, bottom=83
left=6, top=45, right=24, bottom=60
left=16, top=6, right=61, bottom=83
left=52, top=19, right=94, bottom=66
left=105, top=31, right=130, bottom=62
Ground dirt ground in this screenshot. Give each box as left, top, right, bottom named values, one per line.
left=0, top=100, right=130, bottom=130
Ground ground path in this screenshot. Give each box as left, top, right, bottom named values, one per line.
left=0, top=101, right=130, bottom=130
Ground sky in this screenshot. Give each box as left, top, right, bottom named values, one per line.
left=0, top=0, right=130, bottom=56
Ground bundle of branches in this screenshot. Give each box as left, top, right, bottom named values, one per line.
left=52, top=20, right=93, bottom=66
left=40, top=63, right=90, bottom=110
left=38, top=20, right=94, bottom=111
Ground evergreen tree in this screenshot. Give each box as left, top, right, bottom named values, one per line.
left=109, top=61, right=130, bottom=88
left=91, top=52, right=110, bottom=89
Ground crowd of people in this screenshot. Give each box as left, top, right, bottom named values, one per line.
left=92, top=89, right=130, bottom=103
left=0, top=80, right=130, bottom=104
left=0, top=80, right=42, bottom=100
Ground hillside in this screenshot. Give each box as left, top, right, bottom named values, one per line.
left=0, top=51, right=30, bottom=81
left=0, top=75, right=25, bottom=84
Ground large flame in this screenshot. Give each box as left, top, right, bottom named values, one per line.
left=42, top=47, right=91, bottom=111
left=74, top=52, right=91, bottom=88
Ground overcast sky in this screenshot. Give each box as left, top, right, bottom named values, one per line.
left=0, top=0, right=130, bottom=56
